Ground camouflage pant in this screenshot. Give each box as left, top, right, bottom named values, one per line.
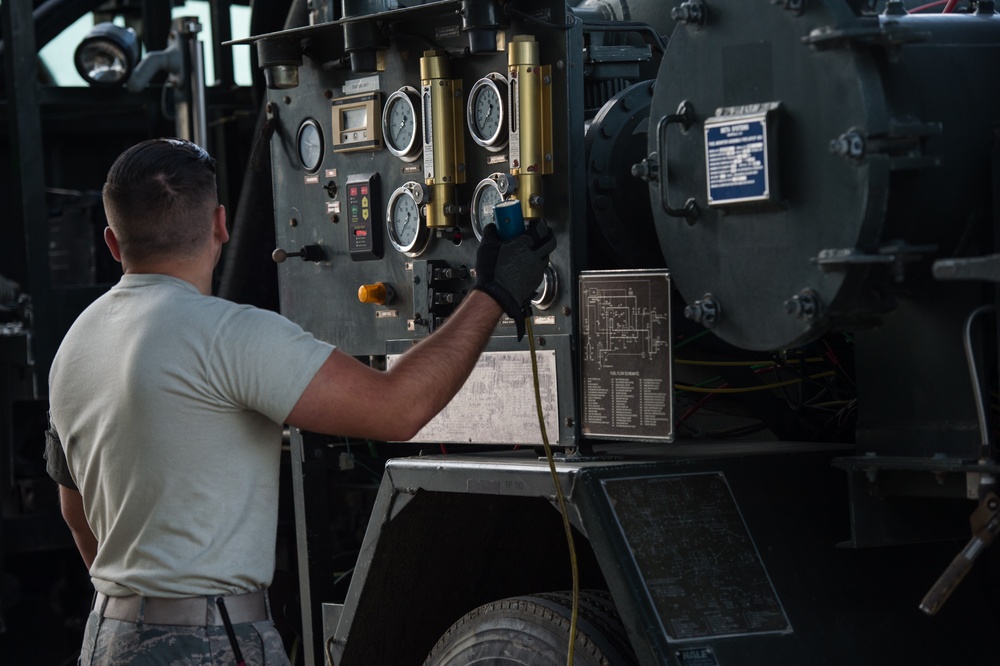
left=78, top=613, right=291, bottom=666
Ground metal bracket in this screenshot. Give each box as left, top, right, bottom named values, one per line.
left=919, top=492, right=1000, bottom=616
left=830, top=119, right=942, bottom=170
left=803, top=23, right=930, bottom=50
left=934, top=254, right=1000, bottom=283
left=813, top=241, right=938, bottom=281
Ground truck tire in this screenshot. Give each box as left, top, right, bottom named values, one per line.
left=423, top=589, right=638, bottom=666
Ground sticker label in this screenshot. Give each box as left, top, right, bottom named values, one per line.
left=387, top=350, right=559, bottom=444
left=434, top=24, right=461, bottom=41
left=342, top=75, right=380, bottom=95
left=705, top=118, right=769, bottom=205
left=677, top=647, right=720, bottom=666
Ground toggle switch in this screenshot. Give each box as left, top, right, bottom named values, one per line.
left=358, top=282, right=394, bottom=305
left=272, top=244, right=325, bottom=263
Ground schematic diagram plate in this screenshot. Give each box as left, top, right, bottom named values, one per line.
left=580, top=270, right=673, bottom=441
left=602, top=472, right=791, bottom=641
left=386, top=350, right=559, bottom=444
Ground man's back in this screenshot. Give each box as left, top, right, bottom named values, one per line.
left=49, top=273, right=331, bottom=598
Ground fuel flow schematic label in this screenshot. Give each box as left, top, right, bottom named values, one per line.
left=387, top=350, right=559, bottom=444
left=579, top=270, right=673, bottom=441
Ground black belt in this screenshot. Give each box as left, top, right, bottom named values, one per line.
left=94, top=589, right=269, bottom=626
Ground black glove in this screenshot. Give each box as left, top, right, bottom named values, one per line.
left=475, top=219, right=557, bottom=340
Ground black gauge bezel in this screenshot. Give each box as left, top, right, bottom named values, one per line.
left=296, top=118, right=324, bottom=173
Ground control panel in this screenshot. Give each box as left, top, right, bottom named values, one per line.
left=261, top=0, right=664, bottom=446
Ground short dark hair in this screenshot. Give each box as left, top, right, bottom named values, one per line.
left=102, top=138, right=219, bottom=262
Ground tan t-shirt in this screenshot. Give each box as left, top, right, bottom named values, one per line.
left=48, top=274, right=333, bottom=598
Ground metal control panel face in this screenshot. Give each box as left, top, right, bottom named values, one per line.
left=266, top=0, right=582, bottom=446
left=347, top=174, right=382, bottom=261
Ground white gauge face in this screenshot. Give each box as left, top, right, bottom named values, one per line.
left=474, top=86, right=501, bottom=141
left=387, top=185, right=429, bottom=255
left=392, top=194, right=420, bottom=246
left=297, top=120, right=323, bottom=172
left=471, top=179, right=504, bottom=241
left=467, top=75, right=507, bottom=150
left=383, top=89, right=420, bottom=160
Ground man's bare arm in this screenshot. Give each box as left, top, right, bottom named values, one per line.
left=286, top=289, right=503, bottom=441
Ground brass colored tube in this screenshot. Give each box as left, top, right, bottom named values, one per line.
left=508, top=36, right=551, bottom=219
left=420, top=50, right=465, bottom=227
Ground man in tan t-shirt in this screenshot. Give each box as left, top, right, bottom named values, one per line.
left=46, top=137, right=555, bottom=665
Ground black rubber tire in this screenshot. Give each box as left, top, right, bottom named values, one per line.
left=423, top=589, right=638, bottom=666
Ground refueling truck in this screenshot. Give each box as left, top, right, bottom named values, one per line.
left=5, top=1, right=1000, bottom=664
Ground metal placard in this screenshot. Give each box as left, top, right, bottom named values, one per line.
left=579, top=270, right=673, bottom=442
left=602, top=473, right=791, bottom=641
left=386, top=350, right=559, bottom=444
left=704, top=103, right=780, bottom=206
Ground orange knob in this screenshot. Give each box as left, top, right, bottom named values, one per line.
left=358, top=282, right=390, bottom=305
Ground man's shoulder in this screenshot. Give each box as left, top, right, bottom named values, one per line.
left=210, top=299, right=307, bottom=339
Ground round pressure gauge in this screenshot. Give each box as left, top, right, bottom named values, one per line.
left=470, top=174, right=506, bottom=241
left=386, top=182, right=430, bottom=256
left=383, top=87, right=421, bottom=161
left=467, top=73, right=508, bottom=151
left=296, top=119, right=323, bottom=173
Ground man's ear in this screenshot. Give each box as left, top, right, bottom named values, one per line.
left=213, top=205, right=229, bottom=244
left=104, top=227, right=123, bottom=263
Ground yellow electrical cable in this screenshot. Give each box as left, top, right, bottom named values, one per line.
left=526, top=317, right=579, bottom=666
left=674, top=370, right=837, bottom=394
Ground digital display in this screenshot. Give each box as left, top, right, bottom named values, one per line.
left=343, top=108, right=368, bottom=130
left=331, top=92, right=381, bottom=153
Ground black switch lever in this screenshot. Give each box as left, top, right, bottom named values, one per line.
left=272, top=244, right=326, bottom=263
